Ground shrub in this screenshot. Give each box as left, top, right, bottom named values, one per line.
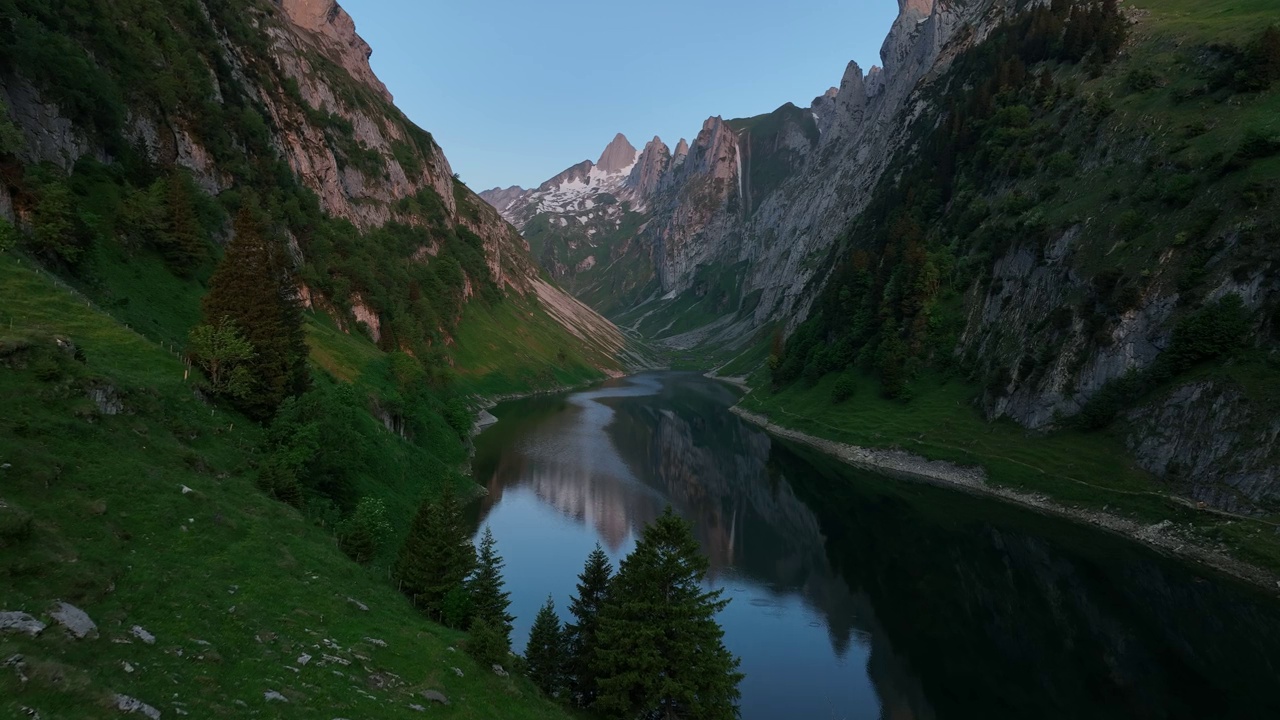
left=1046, top=151, right=1076, bottom=178
left=1126, top=67, right=1161, bottom=92
left=337, top=497, right=392, bottom=565
left=466, top=617, right=509, bottom=668
left=831, top=374, right=857, bottom=404
left=1116, top=210, right=1147, bottom=239
left=1158, top=294, right=1251, bottom=377
left=0, top=505, right=35, bottom=547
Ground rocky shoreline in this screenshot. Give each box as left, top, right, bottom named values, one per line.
left=730, top=406, right=1280, bottom=597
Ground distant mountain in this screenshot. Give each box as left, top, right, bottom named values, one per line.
left=482, top=0, right=1280, bottom=522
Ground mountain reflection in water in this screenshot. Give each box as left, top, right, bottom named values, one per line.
left=471, top=372, right=1280, bottom=720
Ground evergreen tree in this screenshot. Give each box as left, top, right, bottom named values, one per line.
left=565, top=544, right=613, bottom=708
left=160, top=171, right=206, bottom=275
left=393, top=485, right=475, bottom=616
left=200, top=199, right=308, bottom=420
left=467, top=527, right=514, bottom=643
left=525, top=595, right=568, bottom=698
left=592, top=507, right=742, bottom=720
left=186, top=316, right=254, bottom=399
left=467, top=616, right=508, bottom=668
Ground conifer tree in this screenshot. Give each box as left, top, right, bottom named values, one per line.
left=592, top=507, right=743, bottom=720
left=525, top=595, right=568, bottom=698
left=467, top=616, right=507, bottom=668
left=467, top=527, right=514, bottom=645
left=393, top=485, right=475, bottom=615
left=200, top=198, right=307, bottom=419
left=565, top=544, right=613, bottom=708
left=161, top=171, right=206, bottom=275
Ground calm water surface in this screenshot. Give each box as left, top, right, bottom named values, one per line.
left=470, top=372, right=1280, bottom=720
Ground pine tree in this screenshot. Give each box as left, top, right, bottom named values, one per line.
left=525, top=596, right=568, bottom=698
left=592, top=507, right=743, bottom=720
left=467, top=616, right=508, bottom=668
left=393, top=485, right=475, bottom=616
left=565, top=544, right=613, bottom=708
left=186, top=316, right=254, bottom=399
left=200, top=199, right=308, bottom=420
left=161, top=171, right=206, bottom=275
left=467, top=527, right=514, bottom=644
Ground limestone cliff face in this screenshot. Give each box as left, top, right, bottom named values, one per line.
left=278, top=0, right=392, bottom=103
left=1125, top=381, right=1280, bottom=514
left=0, top=0, right=624, bottom=366
left=482, top=0, right=1008, bottom=334
left=628, top=136, right=671, bottom=200
left=596, top=133, right=638, bottom=174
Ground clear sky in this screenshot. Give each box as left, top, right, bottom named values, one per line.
left=340, top=1, right=900, bottom=191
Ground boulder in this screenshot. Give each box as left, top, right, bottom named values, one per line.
left=0, top=611, right=45, bottom=637
left=50, top=602, right=96, bottom=639
left=131, top=625, right=156, bottom=644
left=421, top=689, right=449, bottom=705
left=115, top=694, right=161, bottom=719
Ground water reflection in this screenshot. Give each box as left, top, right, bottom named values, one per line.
left=471, top=372, right=1280, bottom=720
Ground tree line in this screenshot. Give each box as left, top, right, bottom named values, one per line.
left=393, top=496, right=744, bottom=719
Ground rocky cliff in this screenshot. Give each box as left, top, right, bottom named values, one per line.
left=483, top=0, right=1280, bottom=517
left=482, top=0, right=1005, bottom=344
left=0, top=0, right=626, bottom=366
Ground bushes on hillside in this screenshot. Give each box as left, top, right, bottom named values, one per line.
left=337, top=497, right=393, bottom=565
left=1228, top=26, right=1280, bottom=92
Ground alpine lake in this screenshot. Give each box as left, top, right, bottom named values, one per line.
left=468, top=372, right=1280, bottom=720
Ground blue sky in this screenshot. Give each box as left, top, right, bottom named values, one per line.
left=341, top=1, right=899, bottom=191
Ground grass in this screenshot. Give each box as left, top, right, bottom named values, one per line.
left=446, top=294, right=609, bottom=397
left=742, top=368, right=1280, bottom=575
left=0, top=252, right=574, bottom=718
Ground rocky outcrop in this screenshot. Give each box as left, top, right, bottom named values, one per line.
left=0, top=0, right=625, bottom=373
left=485, top=0, right=1012, bottom=337
left=478, top=185, right=526, bottom=217
left=672, top=137, right=690, bottom=166
left=1126, top=381, right=1280, bottom=515
left=595, top=133, right=637, bottom=174
left=279, top=0, right=392, bottom=102
left=0, top=73, right=102, bottom=172
left=628, top=136, right=671, bottom=199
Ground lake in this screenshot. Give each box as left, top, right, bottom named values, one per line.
left=469, top=372, right=1280, bottom=719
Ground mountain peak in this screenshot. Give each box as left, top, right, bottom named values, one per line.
left=280, top=0, right=392, bottom=102
left=596, top=133, right=637, bottom=174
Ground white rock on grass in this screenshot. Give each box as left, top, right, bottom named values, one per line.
left=421, top=690, right=449, bottom=705
left=264, top=690, right=288, bottom=702
left=0, top=611, right=46, bottom=637
left=297, top=653, right=312, bottom=666
left=363, top=637, right=386, bottom=647
left=451, top=666, right=463, bottom=677
left=131, top=625, right=156, bottom=644
left=50, top=602, right=96, bottom=639
left=115, top=694, right=161, bottom=719
left=492, top=663, right=508, bottom=678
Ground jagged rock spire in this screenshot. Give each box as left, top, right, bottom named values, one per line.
left=596, top=133, right=638, bottom=174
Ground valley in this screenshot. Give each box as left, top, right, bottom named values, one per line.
left=2, top=0, right=1279, bottom=717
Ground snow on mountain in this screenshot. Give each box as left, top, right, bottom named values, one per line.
left=480, top=133, right=646, bottom=229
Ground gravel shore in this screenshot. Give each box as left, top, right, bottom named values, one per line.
left=732, top=406, right=1280, bottom=596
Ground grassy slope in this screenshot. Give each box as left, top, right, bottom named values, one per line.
left=0, top=253, right=572, bottom=717
left=731, top=0, right=1280, bottom=575
left=446, top=295, right=612, bottom=398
